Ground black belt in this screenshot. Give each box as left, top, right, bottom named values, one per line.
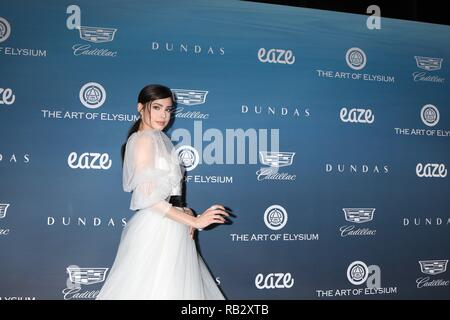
left=169, top=195, right=185, bottom=208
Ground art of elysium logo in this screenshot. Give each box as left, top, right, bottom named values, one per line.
left=343, top=208, right=375, bottom=223
left=259, top=152, right=295, bottom=168
left=419, top=260, right=448, bottom=275
left=415, top=56, right=443, bottom=71
left=258, top=48, right=295, bottom=65
left=176, top=145, right=199, bottom=171
left=345, top=261, right=391, bottom=292
left=346, top=47, right=367, bottom=70
left=347, top=261, right=370, bottom=285
left=171, top=89, right=208, bottom=106
left=315, top=260, right=398, bottom=297
left=0, top=17, right=46, bottom=58
left=79, top=82, right=106, bottom=109
left=0, top=17, right=11, bottom=43
left=0, top=203, right=10, bottom=219
left=264, top=205, right=288, bottom=231
left=420, top=104, right=440, bottom=127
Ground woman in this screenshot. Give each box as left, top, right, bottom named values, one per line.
left=97, top=84, right=227, bottom=300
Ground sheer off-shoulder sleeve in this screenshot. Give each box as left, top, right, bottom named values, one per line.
left=122, top=131, right=181, bottom=215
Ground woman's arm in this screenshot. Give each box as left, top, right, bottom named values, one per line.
left=160, top=204, right=228, bottom=229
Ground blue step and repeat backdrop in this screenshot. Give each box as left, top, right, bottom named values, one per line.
left=1, top=0, right=449, bottom=300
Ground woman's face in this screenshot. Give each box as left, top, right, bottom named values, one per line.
left=138, top=97, right=173, bottom=131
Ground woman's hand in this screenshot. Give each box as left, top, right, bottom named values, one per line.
left=194, top=205, right=229, bottom=230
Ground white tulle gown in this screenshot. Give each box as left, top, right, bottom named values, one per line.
left=97, top=129, right=225, bottom=300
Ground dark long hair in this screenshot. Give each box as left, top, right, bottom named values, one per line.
left=121, top=84, right=174, bottom=162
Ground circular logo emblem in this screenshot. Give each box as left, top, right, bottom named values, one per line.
left=176, top=145, right=199, bottom=172
left=347, top=261, right=369, bottom=285
left=0, top=17, right=11, bottom=43
left=420, top=104, right=439, bottom=127
left=79, top=82, right=106, bottom=109
left=346, top=47, right=367, bottom=70
left=264, top=205, right=288, bottom=230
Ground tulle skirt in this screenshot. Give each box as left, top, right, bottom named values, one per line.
left=96, top=209, right=225, bottom=300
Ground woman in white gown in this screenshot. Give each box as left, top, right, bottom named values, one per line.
left=97, top=84, right=227, bottom=300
